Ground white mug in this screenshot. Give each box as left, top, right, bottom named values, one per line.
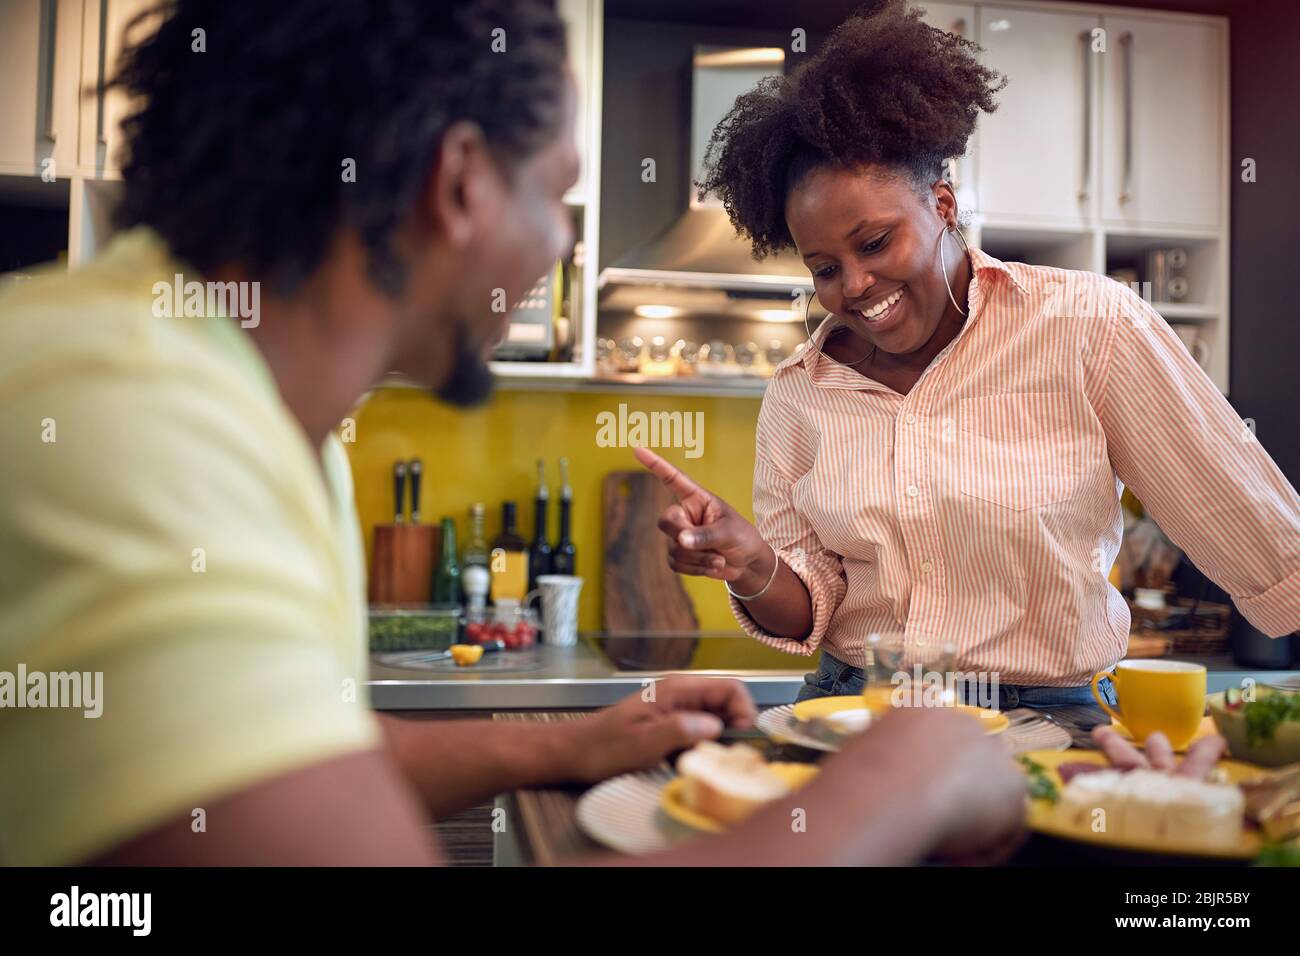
left=1171, top=324, right=1210, bottom=370
left=525, top=575, right=584, bottom=646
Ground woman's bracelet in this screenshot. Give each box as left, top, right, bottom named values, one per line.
left=725, top=544, right=780, bottom=602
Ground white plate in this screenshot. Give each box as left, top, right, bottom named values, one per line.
left=575, top=766, right=695, bottom=855
left=755, top=704, right=1072, bottom=754
left=826, top=708, right=871, bottom=733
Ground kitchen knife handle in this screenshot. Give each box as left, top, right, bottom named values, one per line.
left=408, top=459, right=423, bottom=524
left=393, top=461, right=407, bottom=524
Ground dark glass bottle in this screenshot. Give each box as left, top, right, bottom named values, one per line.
left=432, top=517, right=461, bottom=607
left=528, top=460, right=553, bottom=600
left=551, top=457, right=577, bottom=575
left=490, top=501, right=529, bottom=602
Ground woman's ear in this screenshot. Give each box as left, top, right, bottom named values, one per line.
left=931, top=180, right=959, bottom=230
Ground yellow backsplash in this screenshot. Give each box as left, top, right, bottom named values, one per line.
left=343, top=385, right=809, bottom=668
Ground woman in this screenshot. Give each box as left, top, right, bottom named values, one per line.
left=639, top=1, right=1300, bottom=707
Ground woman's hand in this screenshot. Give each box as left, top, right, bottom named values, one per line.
left=1091, top=725, right=1228, bottom=779
left=633, top=447, right=773, bottom=590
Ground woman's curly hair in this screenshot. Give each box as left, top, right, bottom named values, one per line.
left=696, top=0, right=1006, bottom=260
left=109, top=0, right=568, bottom=295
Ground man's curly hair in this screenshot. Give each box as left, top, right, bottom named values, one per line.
left=110, top=0, right=568, bottom=295
left=696, top=0, right=1006, bottom=260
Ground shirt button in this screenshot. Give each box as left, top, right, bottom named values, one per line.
left=905, top=413, right=917, bottom=425
left=906, top=485, right=919, bottom=498
left=921, top=561, right=934, bottom=574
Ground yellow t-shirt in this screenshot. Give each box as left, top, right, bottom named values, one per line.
left=0, top=228, right=381, bottom=866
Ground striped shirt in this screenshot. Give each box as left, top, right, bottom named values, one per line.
left=729, top=246, right=1300, bottom=686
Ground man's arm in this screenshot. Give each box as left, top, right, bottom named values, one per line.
left=380, top=677, right=759, bottom=820
left=585, top=707, right=1029, bottom=867
left=89, top=695, right=1026, bottom=867
left=377, top=715, right=586, bottom=820
left=88, top=749, right=438, bottom=866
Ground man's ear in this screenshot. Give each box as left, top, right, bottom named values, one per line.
left=426, top=120, right=497, bottom=248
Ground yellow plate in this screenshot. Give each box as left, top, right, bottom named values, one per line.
left=1109, top=714, right=1219, bottom=753
left=791, top=695, right=1010, bottom=735
left=1020, top=748, right=1267, bottom=860
left=660, top=763, right=820, bottom=833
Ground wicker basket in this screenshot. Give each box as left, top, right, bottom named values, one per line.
left=1127, top=595, right=1232, bottom=655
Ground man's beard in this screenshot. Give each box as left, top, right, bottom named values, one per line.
left=433, top=320, right=496, bottom=408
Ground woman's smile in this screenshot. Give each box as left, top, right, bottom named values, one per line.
left=848, top=286, right=908, bottom=338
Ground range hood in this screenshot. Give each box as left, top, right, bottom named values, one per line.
left=600, top=45, right=812, bottom=297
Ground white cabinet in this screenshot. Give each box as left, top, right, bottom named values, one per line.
left=912, top=2, right=979, bottom=214
left=0, top=0, right=83, bottom=178
left=558, top=0, right=593, bottom=202
left=1100, top=15, right=1223, bottom=230
left=916, top=1, right=976, bottom=35
left=493, top=0, right=602, bottom=378
left=976, top=5, right=1100, bottom=225
left=76, top=0, right=160, bottom=177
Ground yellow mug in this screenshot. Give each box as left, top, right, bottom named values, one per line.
left=1090, top=660, right=1207, bottom=750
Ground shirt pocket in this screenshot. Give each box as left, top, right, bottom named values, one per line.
left=957, top=393, right=1087, bottom=511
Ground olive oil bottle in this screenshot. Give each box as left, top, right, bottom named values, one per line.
left=489, top=501, right=529, bottom=602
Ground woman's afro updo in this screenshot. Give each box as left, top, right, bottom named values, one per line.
left=696, top=0, right=1006, bottom=260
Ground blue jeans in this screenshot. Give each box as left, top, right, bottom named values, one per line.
left=795, top=651, right=1119, bottom=710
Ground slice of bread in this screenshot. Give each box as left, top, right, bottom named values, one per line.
left=675, top=742, right=793, bottom=825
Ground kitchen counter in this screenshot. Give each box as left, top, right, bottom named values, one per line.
left=367, top=638, right=807, bottom=710
left=366, top=638, right=1299, bottom=711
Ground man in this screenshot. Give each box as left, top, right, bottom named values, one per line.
left=0, top=0, right=1024, bottom=866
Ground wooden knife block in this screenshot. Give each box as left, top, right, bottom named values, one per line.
left=369, top=523, right=437, bottom=605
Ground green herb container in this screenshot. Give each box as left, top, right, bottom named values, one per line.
left=1208, top=688, right=1300, bottom=767
left=368, top=607, right=461, bottom=652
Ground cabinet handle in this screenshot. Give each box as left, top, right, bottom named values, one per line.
left=1119, top=31, right=1133, bottom=205
left=1078, top=30, right=1091, bottom=203
left=95, top=0, right=109, bottom=146
left=39, top=0, right=58, bottom=143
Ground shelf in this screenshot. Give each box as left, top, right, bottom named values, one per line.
left=488, top=360, right=590, bottom=379
left=582, top=374, right=768, bottom=397
left=1153, top=302, right=1217, bottom=322
left=378, top=370, right=768, bottom=398
left=1102, top=224, right=1221, bottom=242
left=974, top=216, right=1093, bottom=238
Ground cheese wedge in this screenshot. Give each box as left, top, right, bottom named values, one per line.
left=1059, top=768, right=1244, bottom=850
left=675, top=742, right=793, bottom=825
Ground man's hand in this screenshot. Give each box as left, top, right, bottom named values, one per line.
left=1091, top=725, right=1228, bottom=779
left=564, top=676, right=758, bottom=784
left=818, top=707, right=1029, bottom=865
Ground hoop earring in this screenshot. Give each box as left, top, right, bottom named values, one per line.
left=802, top=289, right=874, bottom=367
left=940, top=223, right=970, bottom=317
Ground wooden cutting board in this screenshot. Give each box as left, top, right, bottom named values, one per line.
left=369, top=523, right=437, bottom=605
left=602, top=471, right=698, bottom=669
